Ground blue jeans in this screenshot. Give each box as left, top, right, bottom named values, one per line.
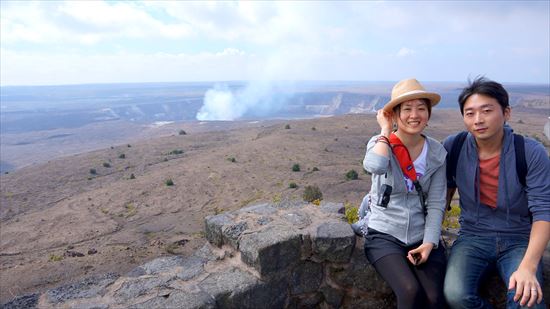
left=444, top=234, right=546, bottom=309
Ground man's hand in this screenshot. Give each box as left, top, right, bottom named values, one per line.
left=508, top=221, right=550, bottom=307
left=407, top=242, right=434, bottom=265
left=508, top=266, right=543, bottom=307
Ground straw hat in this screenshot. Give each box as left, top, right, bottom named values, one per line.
left=383, top=78, right=441, bottom=113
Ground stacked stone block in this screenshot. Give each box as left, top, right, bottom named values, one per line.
left=201, top=201, right=395, bottom=308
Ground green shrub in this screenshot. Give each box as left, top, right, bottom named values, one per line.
left=127, top=144, right=132, bottom=148
left=165, top=179, right=174, bottom=186
left=292, top=164, right=301, bottom=172
left=532, top=135, right=543, bottom=143
left=312, top=167, right=319, bottom=172
left=178, top=129, right=187, bottom=135
left=289, top=182, right=298, bottom=189
left=346, top=169, right=358, bottom=180
left=227, top=157, right=236, bottom=163
left=118, top=154, right=126, bottom=159
left=165, top=243, right=179, bottom=255
left=103, top=162, right=111, bottom=168
left=442, top=205, right=461, bottom=229
left=303, top=185, right=322, bottom=202
left=344, top=202, right=359, bottom=224
left=169, top=149, right=184, bottom=155
left=89, top=168, right=97, bottom=175
left=284, top=124, right=291, bottom=129
left=129, top=173, right=136, bottom=179
left=49, top=254, right=63, bottom=262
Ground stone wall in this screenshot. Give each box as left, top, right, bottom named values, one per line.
left=3, top=201, right=550, bottom=308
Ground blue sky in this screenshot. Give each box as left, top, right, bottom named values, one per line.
left=1, top=1, right=549, bottom=86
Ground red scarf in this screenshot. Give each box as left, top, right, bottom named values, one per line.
left=389, top=133, right=417, bottom=181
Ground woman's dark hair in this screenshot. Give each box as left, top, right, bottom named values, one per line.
left=393, top=98, right=432, bottom=118
left=458, top=76, right=509, bottom=115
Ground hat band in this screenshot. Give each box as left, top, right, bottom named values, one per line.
left=392, top=89, right=432, bottom=101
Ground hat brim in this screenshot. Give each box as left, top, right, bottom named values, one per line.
left=383, top=90, right=441, bottom=113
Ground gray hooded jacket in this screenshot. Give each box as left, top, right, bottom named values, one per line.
left=362, top=134, right=447, bottom=246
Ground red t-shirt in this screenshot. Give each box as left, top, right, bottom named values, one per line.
left=479, top=155, right=500, bottom=208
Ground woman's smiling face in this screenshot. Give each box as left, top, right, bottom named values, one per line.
left=394, top=99, right=430, bottom=136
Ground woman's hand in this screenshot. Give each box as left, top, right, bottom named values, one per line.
left=376, top=109, right=393, bottom=136
left=407, top=243, right=434, bottom=265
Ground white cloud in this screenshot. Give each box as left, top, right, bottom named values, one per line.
left=397, top=48, right=416, bottom=57
left=0, top=48, right=259, bottom=85
left=216, top=48, right=246, bottom=56
left=0, top=1, right=194, bottom=45
left=0, top=1, right=548, bottom=84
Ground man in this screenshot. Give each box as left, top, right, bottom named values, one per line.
left=443, top=77, right=550, bottom=308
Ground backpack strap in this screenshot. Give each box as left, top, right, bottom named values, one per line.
left=446, top=131, right=468, bottom=189
left=447, top=131, right=527, bottom=187
left=513, top=134, right=527, bottom=187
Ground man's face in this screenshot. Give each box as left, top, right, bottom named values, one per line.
left=462, top=94, right=510, bottom=143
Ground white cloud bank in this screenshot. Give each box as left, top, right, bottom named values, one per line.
left=1, top=1, right=549, bottom=85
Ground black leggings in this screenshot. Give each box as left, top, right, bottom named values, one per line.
left=373, top=253, right=447, bottom=309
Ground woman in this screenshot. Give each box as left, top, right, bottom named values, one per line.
left=361, top=78, right=447, bottom=308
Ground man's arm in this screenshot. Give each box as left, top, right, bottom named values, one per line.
left=510, top=139, right=550, bottom=306
left=509, top=220, right=550, bottom=307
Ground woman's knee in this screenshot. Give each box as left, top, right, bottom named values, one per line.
left=425, top=288, right=446, bottom=308
left=397, top=281, right=422, bottom=303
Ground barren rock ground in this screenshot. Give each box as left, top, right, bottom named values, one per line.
left=0, top=109, right=548, bottom=303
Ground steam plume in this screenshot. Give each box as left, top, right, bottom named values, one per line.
left=196, top=80, right=290, bottom=121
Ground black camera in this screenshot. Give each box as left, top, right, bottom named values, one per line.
left=377, top=184, right=392, bottom=208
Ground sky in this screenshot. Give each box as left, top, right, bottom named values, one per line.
left=1, top=1, right=549, bottom=86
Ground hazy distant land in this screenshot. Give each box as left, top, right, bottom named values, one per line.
left=2, top=81, right=548, bottom=173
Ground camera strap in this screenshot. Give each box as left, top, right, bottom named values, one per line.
left=389, top=133, right=427, bottom=212
left=389, top=133, right=418, bottom=182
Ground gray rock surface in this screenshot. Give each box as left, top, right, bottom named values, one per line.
left=45, top=273, right=119, bottom=304
left=239, top=225, right=302, bottom=276
left=198, top=267, right=259, bottom=307
left=113, top=275, right=172, bottom=302
left=290, top=261, right=323, bottom=294
left=4, top=201, right=549, bottom=309
left=204, top=213, right=234, bottom=247
left=221, top=221, right=248, bottom=250
left=312, top=221, right=355, bottom=263
left=175, top=255, right=207, bottom=281
left=1, top=293, right=39, bottom=309
left=128, top=288, right=216, bottom=309
left=319, top=201, right=345, bottom=214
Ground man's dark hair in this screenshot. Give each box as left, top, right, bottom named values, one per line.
left=458, top=76, right=509, bottom=115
